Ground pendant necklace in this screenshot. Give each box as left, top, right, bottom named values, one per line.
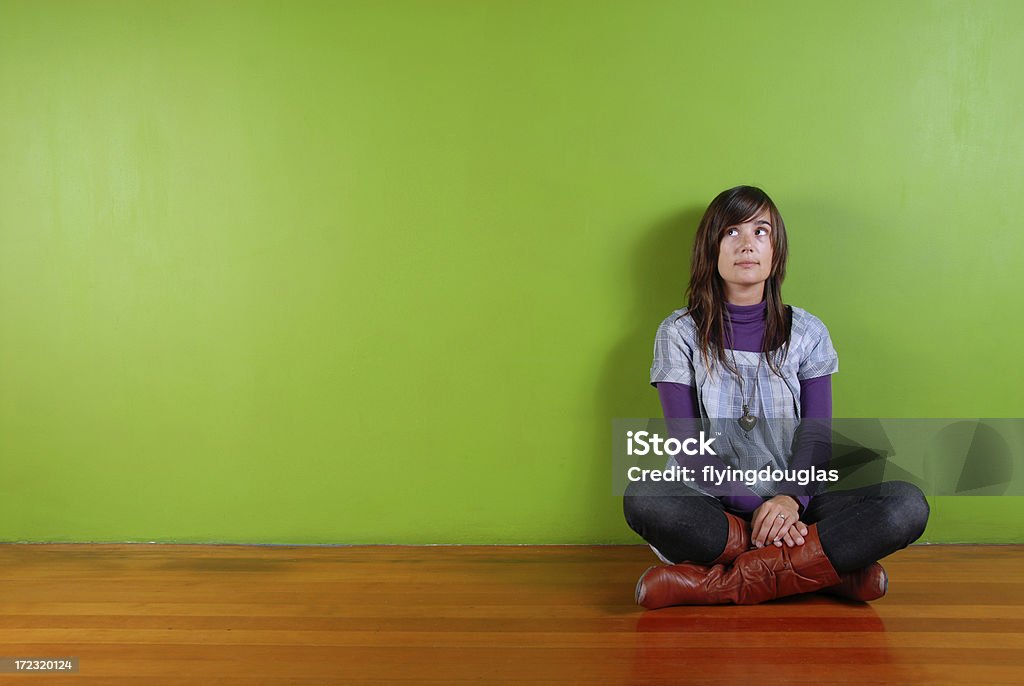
left=735, top=353, right=763, bottom=432
left=726, top=316, right=765, bottom=432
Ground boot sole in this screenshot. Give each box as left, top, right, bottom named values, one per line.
left=635, top=565, right=657, bottom=606
left=825, top=563, right=889, bottom=601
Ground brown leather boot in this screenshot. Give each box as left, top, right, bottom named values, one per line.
left=635, top=523, right=840, bottom=609
left=709, top=511, right=752, bottom=565
left=820, top=563, right=888, bottom=602
left=715, top=517, right=885, bottom=602
left=716, top=518, right=886, bottom=602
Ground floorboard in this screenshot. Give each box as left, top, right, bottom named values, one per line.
left=0, top=543, right=1019, bottom=684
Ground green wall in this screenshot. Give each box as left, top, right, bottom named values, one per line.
left=1, top=0, right=1021, bottom=543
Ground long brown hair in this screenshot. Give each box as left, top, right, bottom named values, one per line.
left=681, top=185, right=791, bottom=378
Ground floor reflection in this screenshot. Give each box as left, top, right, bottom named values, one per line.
left=624, top=595, right=910, bottom=683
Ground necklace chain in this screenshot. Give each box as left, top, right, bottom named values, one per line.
left=725, top=310, right=765, bottom=432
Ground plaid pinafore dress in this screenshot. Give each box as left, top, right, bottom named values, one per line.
left=649, top=305, right=839, bottom=499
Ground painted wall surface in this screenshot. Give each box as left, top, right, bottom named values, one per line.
left=1, top=1, right=1021, bottom=543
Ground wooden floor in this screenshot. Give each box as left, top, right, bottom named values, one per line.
left=0, top=544, right=1021, bottom=685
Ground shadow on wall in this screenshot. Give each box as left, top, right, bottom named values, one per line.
left=585, top=205, right=703, bottom=540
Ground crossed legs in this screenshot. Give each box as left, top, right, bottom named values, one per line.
left=622, top=479, right=930, bottom=606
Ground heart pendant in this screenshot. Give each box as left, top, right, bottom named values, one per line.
left=738, top=413, right=757, bottom=432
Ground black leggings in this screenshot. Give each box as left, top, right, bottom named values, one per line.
left=622, top=479, right=930, bottom=573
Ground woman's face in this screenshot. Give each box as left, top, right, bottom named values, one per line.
left=717, top=207, right=774, bottom=295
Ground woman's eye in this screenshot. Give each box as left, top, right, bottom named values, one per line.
left=756, top=228, right=769, bottom=236
left=726, top=228, right=738, bottom=237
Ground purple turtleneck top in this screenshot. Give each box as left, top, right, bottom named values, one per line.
left=656, top=299, right=832, bottom=514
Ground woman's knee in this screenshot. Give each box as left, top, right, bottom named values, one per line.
left=622, top=479, right=671, bottom=534
left=882, top=480, right=930, bottom=543
left=622, top=479, right=706, bottom=535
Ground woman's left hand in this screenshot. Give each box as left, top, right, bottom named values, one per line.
left=751, top=495, right=802, bottom=548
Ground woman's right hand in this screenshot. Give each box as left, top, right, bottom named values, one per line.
left=773, top=519, right=808, bottom=548
left=751, top=495, right=801, bottom=547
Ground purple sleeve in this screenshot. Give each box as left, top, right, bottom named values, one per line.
left=656, top=382, right=764, bottom=513
left=780, top=375, right=833, bottom=514
left=801, top=374, right=832, bottom=418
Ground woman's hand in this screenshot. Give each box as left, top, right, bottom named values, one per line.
left=751, top=495, right=805, bottom=548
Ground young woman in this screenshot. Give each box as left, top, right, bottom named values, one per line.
left=623, top=185, right=930, bottom=609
